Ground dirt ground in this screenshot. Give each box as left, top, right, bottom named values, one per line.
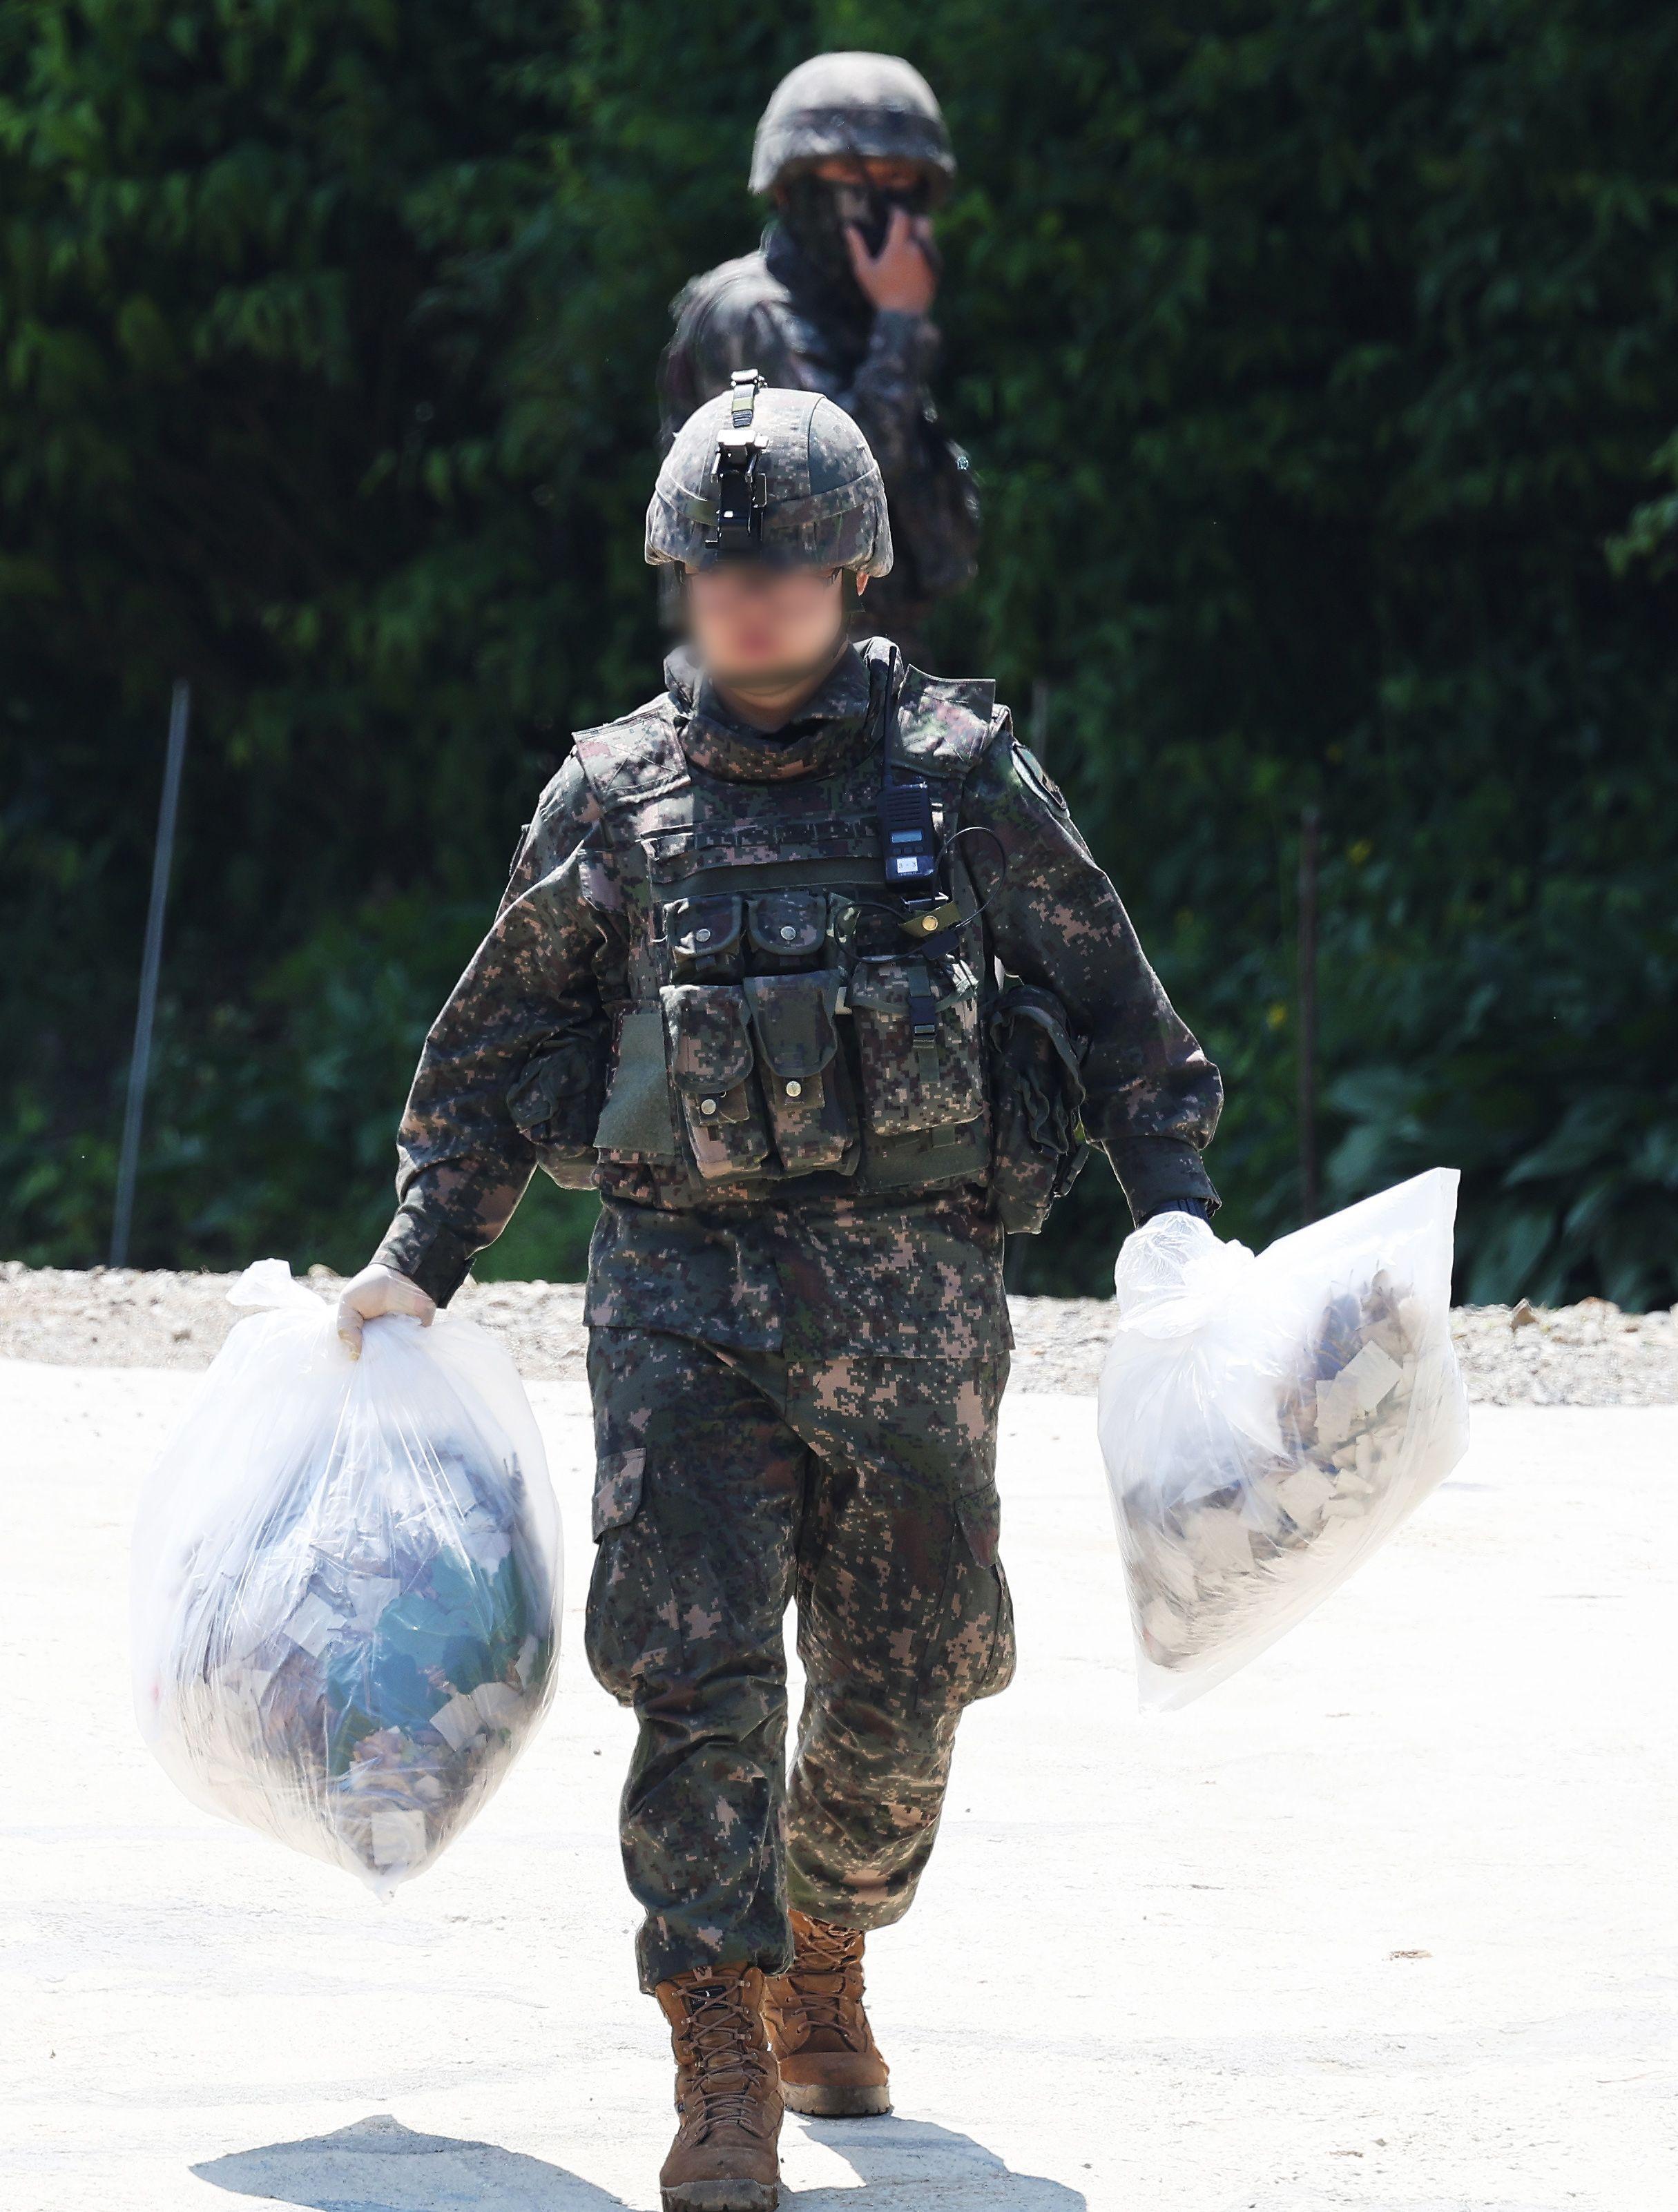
left=2, top=1257, right=1674, bottom=1402
left=7, top=1364, right=1675, bottom=2210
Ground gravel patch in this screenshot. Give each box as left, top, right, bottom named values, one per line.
left=3, top=1261, right=1673, bottom=1404
left=0, top=1263, right=590, bottom=1381
left=1008, top=1292, right=1678, bottom=1406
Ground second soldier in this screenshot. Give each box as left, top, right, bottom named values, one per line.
left=661, top=51, right=980, bottom=668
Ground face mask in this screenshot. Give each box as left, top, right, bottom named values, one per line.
left=780, top=174, right=938, bottom=291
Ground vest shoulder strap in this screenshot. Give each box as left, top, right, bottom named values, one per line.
left=569, top=698, right=688, bottom=819
left=888, top=667, right=999, bottom=786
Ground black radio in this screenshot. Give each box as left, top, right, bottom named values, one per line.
left=880, top=773, right=939, bottom=885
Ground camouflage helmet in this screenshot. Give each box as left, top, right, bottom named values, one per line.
left=645, top=373, right=893, bottom=577
left=749, top=52, right=954, bottom=200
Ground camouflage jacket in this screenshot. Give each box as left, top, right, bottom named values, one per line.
left=373, top=641, right=1220, bottom=1357
left=659, top=224, right=980, bottom=633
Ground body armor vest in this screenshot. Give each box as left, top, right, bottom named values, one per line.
left=570, top=653, right=999, bottom=1207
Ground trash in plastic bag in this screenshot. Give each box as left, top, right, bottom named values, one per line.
left=1099, top=1170, right=1469, bottom=1710
left=132, top=1261, right=562, bottom=1892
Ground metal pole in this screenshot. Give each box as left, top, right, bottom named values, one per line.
left=111, top=681, right=191, bottom=1267
left=1297, top=804, right=1321, bottom=1225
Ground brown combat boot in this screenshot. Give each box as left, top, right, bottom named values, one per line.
left=762, top=1910, right=891, bottom=2117
left=655, top=1961, right=783, bottom=2212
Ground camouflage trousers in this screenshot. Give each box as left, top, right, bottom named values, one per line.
left=586, top=1326, right=1016, bottom=1992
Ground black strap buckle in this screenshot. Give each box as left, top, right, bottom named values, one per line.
left=905, top=958, right=941, bottom=1083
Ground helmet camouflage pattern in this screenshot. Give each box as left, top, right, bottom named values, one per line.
left=645, top=375, right=893, bottom=577
left=749, top=51, right=955, bottom=200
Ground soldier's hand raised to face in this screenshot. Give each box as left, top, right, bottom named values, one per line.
left=335, top=1263, right=436, bottom=1358
left=847, top=206, right=937, bottom=316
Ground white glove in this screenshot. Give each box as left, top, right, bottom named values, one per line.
left=334, top=1263, right=437, bottom=1357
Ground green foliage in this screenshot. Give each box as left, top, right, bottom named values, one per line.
left=1609, top=431, right=1678, bottom=580
left=3, top=1, right=1676, bottom=1301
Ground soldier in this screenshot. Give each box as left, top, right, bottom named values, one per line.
left=336, top=379, right=1221, bottom=2212
left=660, top=51, right=979, bottom=668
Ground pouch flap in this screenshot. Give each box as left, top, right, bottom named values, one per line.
left=848, top=955, right=974, bottom=1014
left=663, top=983, right=755, bottom=1096
left=991, top=983, right=1088, bottom=1096
left=508, top=1040, right=595, bottom=1129
left=664, top=894, right=744, bottom=963
left=746, top=889, right=827, bottom=958
left=745, top=971, right=842, bottom=1080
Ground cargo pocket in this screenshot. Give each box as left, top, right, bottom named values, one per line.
left=849, top=955, right=985, bottom=1136
left=746, top=889, right=828, bottom=972
left=585, top=1448, right=664, bottom=1705
left=744, top=970, right=856, bottom=1173
left=663, top=982, right=770, bottom=1181
left=914, top=1481, right=1016, bottom=1714
left=956, top=1486, right=1017, bottom=1705
left=665, top=895, right=744, bottom=983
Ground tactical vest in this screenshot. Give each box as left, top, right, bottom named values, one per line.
left=568, top=656, right=1000, bottom=1207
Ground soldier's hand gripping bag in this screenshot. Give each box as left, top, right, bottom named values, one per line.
left=131, top=1261, right=561, bottom=1892
left=1097, top=1170, right=1469, bottom=1710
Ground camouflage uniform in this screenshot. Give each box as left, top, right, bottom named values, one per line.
left=371, top=388, right=1220, bottom=1994
left=659, top=55, right=978, bottom=664
left=586, top=1324, right=1010, bottom=1988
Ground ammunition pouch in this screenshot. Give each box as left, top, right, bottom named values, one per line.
left=848, top=953, right=985, bottom=1137
left=665, top=893, right=745, bottom=983
left=746, top=971, right=856, bottom=1172
left=746, top=888, right=828, bottom=969
left=664, top=982, right=768, bottom=1181
left=986, top=983, right=1089, bottom=1234
left=656, top=969, right=867, bottom=1185
left=590, top=929, right=990, bottom=1194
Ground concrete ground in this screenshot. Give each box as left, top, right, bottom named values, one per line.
left=3, top=1359, right=1674, bottom=2212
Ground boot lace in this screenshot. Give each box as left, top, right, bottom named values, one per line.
left=675, top=1977, right=775, bottom=2140
left=780, top=1919, right=865, bottom=2049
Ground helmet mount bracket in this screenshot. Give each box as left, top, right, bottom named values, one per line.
left=706, top=371, right=771, bottom=556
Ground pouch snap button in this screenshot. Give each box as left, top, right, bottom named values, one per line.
left=784, top=1080, right=804, bottom=1100
left=695, top=927, right=713, bottom=944
left=779, top=924, right=797, bottom=942
left=700, top=1097, right=718, bottom=1116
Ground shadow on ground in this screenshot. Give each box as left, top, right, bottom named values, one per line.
left=795, top=2115, right=1086, bottom=2206
left=194, top=2111, right=1086, bottom=2209
left=194, top=2115, right=629, bottom=2211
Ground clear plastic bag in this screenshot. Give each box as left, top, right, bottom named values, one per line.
left=1099, top=1170, right=1469, bottom=1710
left=131, top=1261, right=562, bottom=1891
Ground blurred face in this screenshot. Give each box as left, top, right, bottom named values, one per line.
left=683, top=562, right=859, bottom=694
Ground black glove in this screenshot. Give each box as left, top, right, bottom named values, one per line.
left=1144, top=1196, right=1215, bottom=1225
